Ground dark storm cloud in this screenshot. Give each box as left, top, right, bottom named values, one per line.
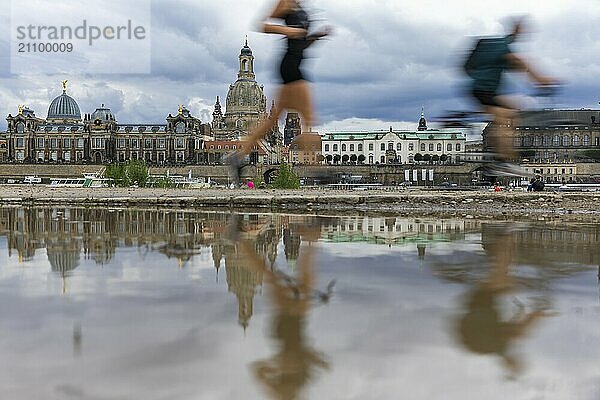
left=0, top=0, right=598, bottom=131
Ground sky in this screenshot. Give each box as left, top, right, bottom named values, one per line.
left=0, top=0, right=599, bottom=136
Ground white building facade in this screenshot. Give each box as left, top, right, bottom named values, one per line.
left=321, top=129, right=466, bottom=165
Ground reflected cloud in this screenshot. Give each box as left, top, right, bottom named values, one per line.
left=0, top=208, right=599, bottom=397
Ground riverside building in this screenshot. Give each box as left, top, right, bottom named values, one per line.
left=0, top=40, right=281, bottom=166
left=2, top=81, right=212, bottom=165
left=321, top=111, right=467, bottom=165
left=486, top=109, right=600, bottom=163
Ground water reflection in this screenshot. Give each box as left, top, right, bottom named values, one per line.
left=0, top=207, right=599, bottom=397
left=428, top=221, right=599, bottom=375
left=458, top=224, right=552, bottom=375
left=225, top=215, right=332, bottom=399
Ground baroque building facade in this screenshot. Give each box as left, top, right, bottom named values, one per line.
left=211, top=39, right=279, bottom=146
left=482, top=109, right=600, bottom=183
left=505, top=110, right=600, bottom=162
left=2, top=81, right=213, bottom=165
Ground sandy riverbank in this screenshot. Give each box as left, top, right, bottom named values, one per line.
left=2, top=185, right=600, bottom=221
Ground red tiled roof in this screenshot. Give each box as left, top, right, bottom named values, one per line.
left=205, top=140, right=269, bottom=155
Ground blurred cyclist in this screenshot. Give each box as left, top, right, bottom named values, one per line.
left=464, top=17, right=557, bottom=176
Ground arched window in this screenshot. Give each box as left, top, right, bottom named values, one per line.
left=388, top=142, right=394, bottom=150
left=358, top=144, right=363, bottom=152
left=583, top=134, right=591, bottom=146
left=524, top=136, right=532, bottom=147
left=342, top=144, right=347, bottom=151
left=455, top=143, right=461, bottom=151
left=562, top=135, right=570, bottom=147
left=381, top=143, right=385, bottom=151
left=437, top=143, right=442, bottom=151
left=333, top=144, right=338, bottom=151
left=573, top=135, right=580, bottom=146
left=534, top=136, right=541, bottom=146
left=447, top=143, right=452, bottom=152
left=553, top=135, right=560, bottom=146
left=514, top=137, right=522, bottom=147
left=397, top=143, right=401, bottom=151
left=543, top=135, right=551, bottom=146
left=350, top=144, right=355, bottom=151
left=429, top=144, right=434, bottom=151
left=324, top=144, right=329, bottom=151
left=421, top=143, right=426, bottom=152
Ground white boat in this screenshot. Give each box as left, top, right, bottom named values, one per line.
left=150, top=170, right=210, bottom=189
left=50, top=177, right=86, bottom=187
left=50, top=172, right=111, bottom=188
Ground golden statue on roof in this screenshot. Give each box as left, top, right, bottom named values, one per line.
left=18, top=105, right=24, bottom=115
left=62, top=80, right=68, bottom=93
left=178, top=104, right=184, bottom=115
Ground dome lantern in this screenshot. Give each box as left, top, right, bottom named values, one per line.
left=238, top=37, right=255, bottom=81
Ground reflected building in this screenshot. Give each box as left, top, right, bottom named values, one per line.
left=47, top=236, right=81, bottom=294
left=222, top=214, right=283, bottom=329
left=225, top=244, right=264, bottom=330
left=321, top=216, right=477, bottom=247
left=283, top=226, right=301, bottom=268
left=510, top=223, right=600, bottom=267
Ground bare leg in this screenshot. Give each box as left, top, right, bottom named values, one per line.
left=281, top=81, right=321, bottom=154
left=486, top=232, right=515, bottom=291
left=282, top=81, right=314, bottom=131
left=238, top=96, right=285, bottom=157
left=483, top=99, right=518, bottom=161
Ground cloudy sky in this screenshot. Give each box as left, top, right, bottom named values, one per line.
left=0, top=0, right=598, bottom=135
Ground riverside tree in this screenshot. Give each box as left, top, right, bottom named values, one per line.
left=105, top=160, right=149, bottom=187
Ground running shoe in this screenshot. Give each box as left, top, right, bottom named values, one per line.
left=222, top=152, right=247, bottom=186
left=482, top=162, right=528, bottom=177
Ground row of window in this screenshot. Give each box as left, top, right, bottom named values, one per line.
left=324, top=142, right=462, bottom=152
left=517, top=134, right=598, bottom=147
left=323, top=154, right=456, bottom=164
left=116, top=138, right=186, bottom=149
left=206, top=144, right=260, bottom=151
left=14, top=138, right=190, bottom=150
left=35, top=151, right=84, bottom=162
left=117, top=151, right=186, bottom=163
left=14, top=138, right=86, bottom=149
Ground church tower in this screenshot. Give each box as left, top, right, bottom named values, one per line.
left=212, top=38, right=268, bottom=141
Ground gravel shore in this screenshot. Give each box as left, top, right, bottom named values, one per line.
left=2, top=185, right=600, bottom=221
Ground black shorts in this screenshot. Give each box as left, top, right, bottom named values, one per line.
left=472, top=90, right=500, bottom=107
left=280, top=53, right=305, bottom=84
